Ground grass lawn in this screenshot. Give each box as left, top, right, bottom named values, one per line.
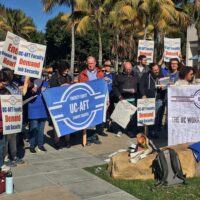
left=85, top=164, right=200, bottom=200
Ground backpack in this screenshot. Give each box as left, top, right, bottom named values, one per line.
left=152, top=148, right=186, bottom=186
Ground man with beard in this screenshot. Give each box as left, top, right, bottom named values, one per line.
left=139, top=63, right=166, bottom=138
left=133, top=55, right=149, bottom=78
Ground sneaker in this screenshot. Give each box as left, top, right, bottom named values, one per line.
left=93, top=139, right=102, bottom=144
left=86, top=141, right=92, bottom=146
left=38, top=146, right=47, bottom=152
left=98, top=132, right=108, bottom=137
left=12, top=157, right=25, bottom=165
left=116, top=131, right=123, bottom=137
left=1, top=164, right=10, bottom=172
left=30, top=148, right=37, bottom=153
left=127, top=131, right=136, bottom=138
left=54, top=142, right=61, bottom=150
left=6, top=160, right=17, bottom=167
left=65, top=141, right=71, bottom=148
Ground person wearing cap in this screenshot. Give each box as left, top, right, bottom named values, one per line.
left=102, top=60, right=117, bottom=126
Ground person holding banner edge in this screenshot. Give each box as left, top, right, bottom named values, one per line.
left=78, top=56, right=108, bottom=146
left=49, top=60, right=73, bottom=149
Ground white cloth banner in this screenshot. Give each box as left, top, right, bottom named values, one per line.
left=111, top=100, right=137, bottom=129
left=137, top=40, right=154, bottom=64
left=137, top=98, right=155, bottom=126
left=164, top=37, right=181, bottom=62
left=1, top=95, right=23, bottom=135
left=15, top=41, right=46, bottom=79
left=0, top=32, right=25, bottom=70
left=0, top=41, right=4, bottom=70
left=168, top=86, right=200, bottom=145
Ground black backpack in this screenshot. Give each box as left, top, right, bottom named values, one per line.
left=152, top=148, right=186, bottom=186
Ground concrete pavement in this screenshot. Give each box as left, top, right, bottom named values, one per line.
left=0, top=126, right=139, bottom=200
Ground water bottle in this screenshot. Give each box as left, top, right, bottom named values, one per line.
left=6, top=171, right=13, bottom=194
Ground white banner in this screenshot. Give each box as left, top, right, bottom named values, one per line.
left=111, top=100, right=137, bottom=129
left=168, top=86, right=200, bottom=145
left=0, top=41, right=4, bottom=70
left=15, top=41, right=46, bottom=78
left=0, top=32, right=25, bottom=70
left=164, top=37, right=181, bottom=62
left=1, top=95, right=23, bottom=135
left=137, top=40, right=154, bottom=64
left=137, top=98, right=155, bottom=126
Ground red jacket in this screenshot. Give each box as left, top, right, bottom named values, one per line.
left=78, top=68, right=104, bottom=83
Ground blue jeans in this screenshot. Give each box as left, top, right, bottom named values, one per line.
left=0, top=134, right=5, bottom=167
left=29, top=119, right=46, bottom=148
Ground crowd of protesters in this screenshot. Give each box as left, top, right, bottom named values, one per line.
left=0, top=54, right=199, bottom=172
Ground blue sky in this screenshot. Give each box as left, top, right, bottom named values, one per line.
left=1, top=0, right=71, bottom=31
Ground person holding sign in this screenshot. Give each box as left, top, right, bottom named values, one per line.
left=139, top=63, right=166, bottom=138
left=49, top=60, right=72, bottom=149
left=168, top=58, right=181, bottom=84
left=0, top=71, right=11, bottom=172
left=27, top=78, right=48, bottom=153
left=133, top=55, right=149, bottom=78
left=112, top=61, right=139, bottom=137
left=78, top=56, right=107, bottom=146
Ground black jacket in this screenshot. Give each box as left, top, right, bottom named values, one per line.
left=139, top=72, right=165, bottom=100
left=113, top=71, right=139, bottom=100
left=49, top=71, right=72, bottom=88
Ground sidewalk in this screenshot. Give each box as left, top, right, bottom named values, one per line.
left=1, top=126, right=139, bottom=200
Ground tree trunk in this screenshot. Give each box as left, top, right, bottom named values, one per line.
left=115, top=32, right=119, bottom=72
left=70, top=3, right=75, bottom=80
left=195, top=24, right=200, bottom=69
left=153, top=27, right=158, bottom=62
left=98, top=30, right=102, bottom=67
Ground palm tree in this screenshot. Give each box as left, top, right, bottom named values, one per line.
left=0, top=7, right=36, bottom=39
left=138, top=0, right=190, bottom=60
left=42, top=0, right=76, bottom=79
left=62, top=0, right=114, bottom=67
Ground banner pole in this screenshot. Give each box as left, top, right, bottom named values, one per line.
left=82, top=129, right=87, bottom=147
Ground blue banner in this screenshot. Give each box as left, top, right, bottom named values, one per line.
left=43, top=79, right=108, bottom=137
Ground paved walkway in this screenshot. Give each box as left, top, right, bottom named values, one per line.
left=1, top=126, right=140, bottom=200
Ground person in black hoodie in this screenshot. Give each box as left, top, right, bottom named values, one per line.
left=139, top=63, right=165, bottom=138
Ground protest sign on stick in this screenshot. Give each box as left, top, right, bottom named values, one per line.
left=111, top=100, right=137, bottom=129
left=164, top=37, right=181, bottom=62
left=168, top=86, right=200, bottom=145
left=137, top=98, right=155, bottom=126
left=137, top=40, right=154, bottom=64
left=15, top=41, right=46, bottom=79
left=1, top=95, right=23, bottom=135
left=0, top=32, right=25, bottom=70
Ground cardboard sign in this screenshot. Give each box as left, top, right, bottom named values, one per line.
left=168, top=86, right=200, bottom=145
left=111, top=100, right=137, bottom=129
left=137, top=40, right=154, bottom=63
left=0, top=32, right=25, bottom=70
left=1, top=95, right=23, bottom=135
left=137, top=98, right=156, bottom=126
left=43, top=79, right=108, bottom=137
left=164, top=37, right=181, bottom=62
left=15, top=41, right=46, bottom=78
